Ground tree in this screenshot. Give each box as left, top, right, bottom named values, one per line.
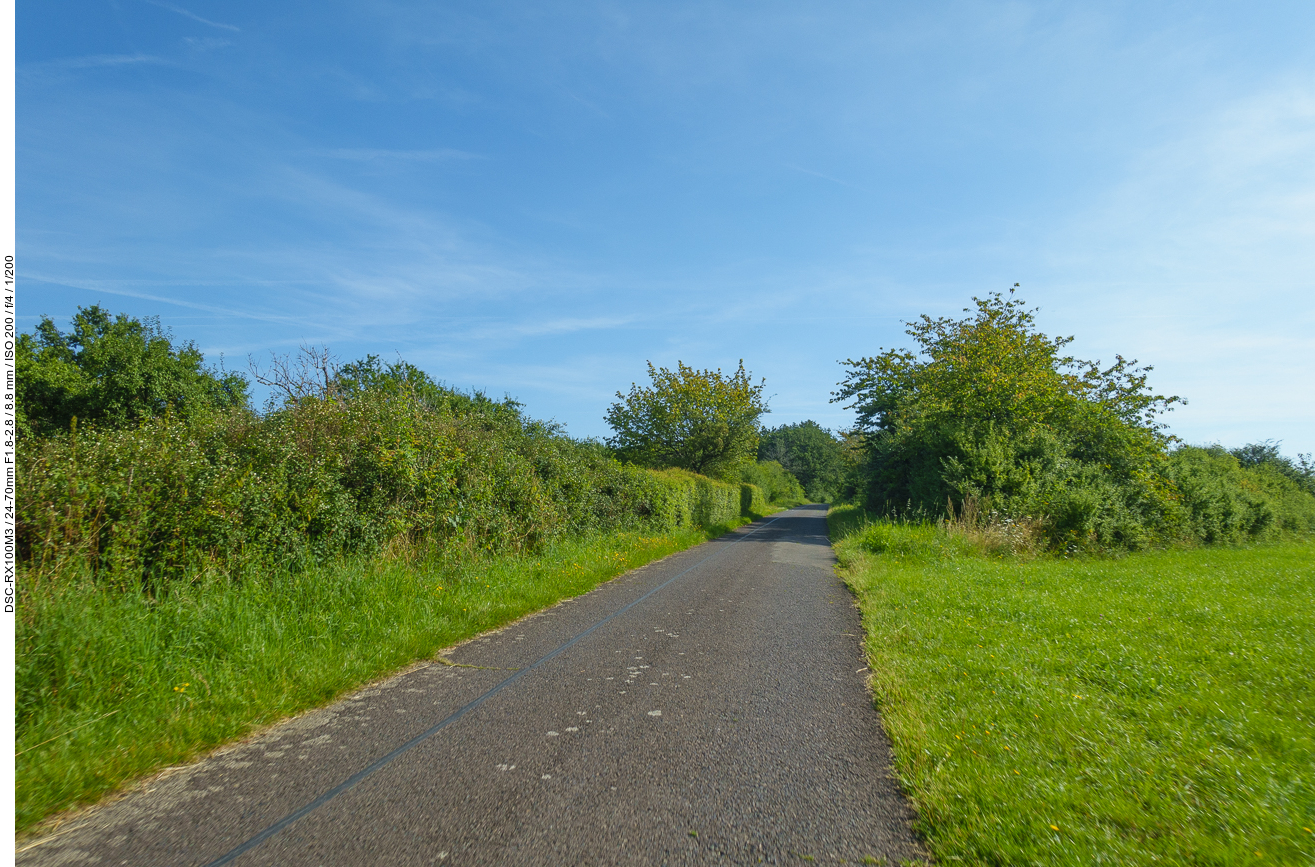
left=758, top=421, right=850, bottom=502
left=17, top=305, right=248, bottom=437
left=832, top=288, right=1183, bottom=545
left=1229, top=440, right=1315, bottom=496
left=606, top=361, right=768, bottom=479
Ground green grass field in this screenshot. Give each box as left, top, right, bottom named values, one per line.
left=829, top=506, right=1315, bottom=866
left=17, top=519, right=758, bottom=832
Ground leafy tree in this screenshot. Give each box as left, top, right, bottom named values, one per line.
left=833, top=288, right=1184, bottom=546
left=1228, top=440, right=1315, bottom=496
left=606, top=360, right=768, bottom=479
left=335, top=353, right=521, bottom=419
left=17, top=305, right=248, bottom=437
left=758, top=420, right=850, bottom=502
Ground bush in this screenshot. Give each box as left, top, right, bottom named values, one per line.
left=18, top=382, right=775, bottom=591
left=642, top=468, right=744, bottom=529
left=1229, top=440, right=1315, bottom=497
left=740, top=483, right=769, bottom=517
left=739, top=460, right=805, bottom=505
left=1165, top=446, right=1315, bottom=543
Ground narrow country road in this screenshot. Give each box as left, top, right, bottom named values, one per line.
left=19, top=505, right=925, bottom=866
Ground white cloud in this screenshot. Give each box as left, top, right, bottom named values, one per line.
left=318, top=148, right=486, bottom=163
left=1032, top=83, right=1315, bottom=452
left=22, top=54, right=169, bottom=73
left=144, top=1, right=241, bottom=33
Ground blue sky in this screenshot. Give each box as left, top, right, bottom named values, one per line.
left=18, top=1, right=1315, bottom=454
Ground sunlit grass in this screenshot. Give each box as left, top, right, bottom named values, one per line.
left=16, top=521, right=751, bottom=831
left=830, top=505, right=1315, bottom=865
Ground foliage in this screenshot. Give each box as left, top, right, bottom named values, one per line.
left=18, top=337, right=779, bottom=589
left=334, top=353, right=510, bottom=415
left=758, top=420, right=851, bottom=502
left=17, top=305, right=248, bottom=438
left=643, top=468, right=746, bottom=529
left=18, top=390, right=702, bottom=585
left=830, top=511, right=1315, bottom=866
left=833, top=289, right=1262, bottom=549
left=606, top=360, right=768, bottom=480
left=836, top=288, right=1180, bottom=441
left=1165, top=445, right=1315, bottom=542
left=739, top=460, right=805, bottom=505
left=1229, top=439, right=1315, bottom=496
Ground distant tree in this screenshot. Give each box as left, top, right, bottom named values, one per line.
left=1229, top=440, right=1315, bottom=496
left=606, top=361, right=768, bottom=479
left=758, top=421, right=849, bottom=502
left=17, top=305, right=248, bottom=437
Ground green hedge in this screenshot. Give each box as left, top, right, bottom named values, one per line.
left=643, top=468, right=744, bottom=530
left=1164, top=446, right=1315, bottom=543
left=740, top=460, right=806, bottom=505
left=17, top=393, right=778, bottom=591
left=740, top=482, right=769, bottom=516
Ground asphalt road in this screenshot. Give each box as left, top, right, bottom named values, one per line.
left=19, top=505, right=925, bottom=866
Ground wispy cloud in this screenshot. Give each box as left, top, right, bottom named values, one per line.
left=463, top=316, right=635, bottom=341
left=144, top=1, right=240, bottom=33
left=1028, top=83, right=1315, bottom=449
left=23, top=53, right=168, bottom=73
left=1049, top=84, right=1315, bottom=285
left=21, top=275, right=311, bottom=328
left=318, top=148, right=486, bottom=162
left=783, top=163, right=863, bottom=192
left=183, top=36, right=234, bottom=51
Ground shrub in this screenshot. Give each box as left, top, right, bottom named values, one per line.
left=739, top=460, right=805, bottom=505
left=643, top=468, right=743, bottom=529
left=828, top=289, right=1315, bottom=549
left=18, top=383, right=771, bottom=591
left=1165, top=446, right=1315, bottom=543
left=1229, top=440, right=1315, bottom=497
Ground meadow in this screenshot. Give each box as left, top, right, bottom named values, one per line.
left=829, top=506, right=1315, bottom=866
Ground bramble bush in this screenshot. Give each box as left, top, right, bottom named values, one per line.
left=18, top=390, right=760, bottom=589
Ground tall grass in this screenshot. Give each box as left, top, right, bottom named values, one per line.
left=830, top=506, right=1315, bottom=865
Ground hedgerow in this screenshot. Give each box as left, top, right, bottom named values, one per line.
left=18, top=388, right=767, bottom=591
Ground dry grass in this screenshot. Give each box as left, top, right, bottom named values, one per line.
left=941, top=497, right=1045, bottom=559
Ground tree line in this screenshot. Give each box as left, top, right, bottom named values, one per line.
left=19, top=293, right=1315, bottom=560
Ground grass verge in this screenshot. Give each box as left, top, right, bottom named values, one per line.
left=829, top=505, right=1315, bottom=865
left=18, top=518, right=764, bottom=832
